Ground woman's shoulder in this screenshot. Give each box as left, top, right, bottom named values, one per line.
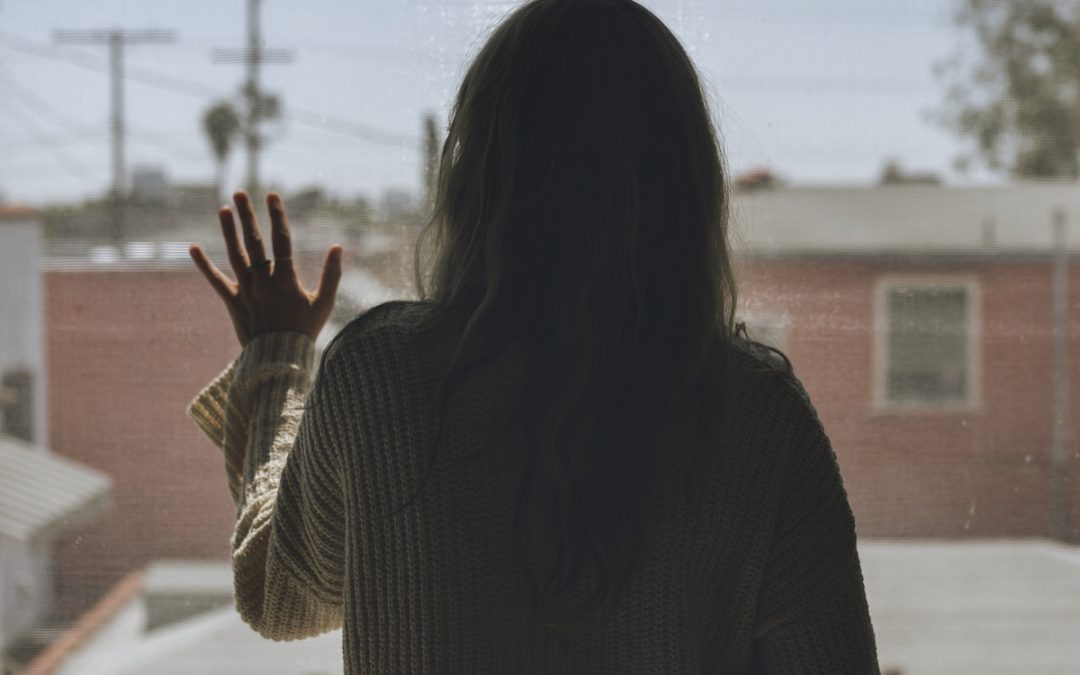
left=341, top=299, right=437, bottom=332
left=329, top=300, right=440, bottom=345
left=721, top=337, right=824, bottom=437
left=313, top=300, right=447, bottom=375
left=727, top=337, right=791, bottom=377
left=725, top=337, right=795, bottom=394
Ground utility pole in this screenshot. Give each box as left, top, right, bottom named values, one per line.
left=214, top=0, right=292, bottom=196
left=1050, top=208, right=1073, bottom=541
left=55, top=29, right=175, bottom=240
left=421, top=112, right=441, bottom=218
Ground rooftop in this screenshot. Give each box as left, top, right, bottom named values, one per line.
left=23, top=182, right=1080, bottom=260
left=732, top=182, right=1080, bottom=254
left=861, top=538, right=1080, bottom=674
left=0, top=434, right=111, bottom=544
left=27, top=539, right=1080, bottom=675
left=0, top=204, right=37, bottom=221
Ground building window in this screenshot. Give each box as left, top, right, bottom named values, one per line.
left=1, top=368, right=34, bottom=442
left=877, top=280, right=978, bottom=409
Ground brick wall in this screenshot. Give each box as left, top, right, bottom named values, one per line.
left=43, top=252, right=1080, bottom=618
left=43, top=247, right=403, bottom=619
left=46, top=269, right=239, bottom=619
left=737, top=255, right=1080, bottom=543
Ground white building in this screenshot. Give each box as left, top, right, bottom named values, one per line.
left=0, top=206, right=111, bottom=671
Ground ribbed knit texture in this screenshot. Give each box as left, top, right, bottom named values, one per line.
left=187, top=300, right=880, bottom=674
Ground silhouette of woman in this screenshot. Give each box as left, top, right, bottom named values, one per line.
left=187, top=1, right=879, bottom=672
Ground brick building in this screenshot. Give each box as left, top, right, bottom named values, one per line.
left=734, top=183, right=1080, bottom=543
left=44, top=234, right=405, bottom=620
left=41, top=183, right=1080, bottom=621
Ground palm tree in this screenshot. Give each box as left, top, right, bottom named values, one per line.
left=202, top=101, right=241, bottom=202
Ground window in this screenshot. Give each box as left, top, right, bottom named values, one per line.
left=1, top=368, right=34, bottom=443
left=1, top=1, right=1077, bottom=672
left=875, top=279, right=979, bottom=410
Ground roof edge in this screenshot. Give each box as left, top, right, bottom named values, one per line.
left=20, top=570, right=144, bottom=675
left=0, top=204, right=38, bottom=221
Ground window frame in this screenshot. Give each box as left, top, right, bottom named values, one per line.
left=872, top=275, right=982, bottom=414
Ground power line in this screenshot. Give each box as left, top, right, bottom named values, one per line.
left=1, top=135, right=106, bottom=156
left=285, top=109, right=418, bottom=148
left=699, top=68, right=937, bottom=95
left=0, top=91, right=98, bottom=186
left=0, top=29, right=221, bottom=99
left=0, top=30, right=420, bottom=149
left=54, top=28, right=177, bottom=238
left=0, top=57, right=99, bottom=137
left=0, top=52, right=408, bottom=179
left=1, top=55, right=214, bottom=167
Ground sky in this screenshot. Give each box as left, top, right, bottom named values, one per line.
left=0, top=0, right=994, bottom=206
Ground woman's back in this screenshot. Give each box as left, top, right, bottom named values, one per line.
left=313, top=300, right=877, bottom=673
left=187, top=0, right=879, bottom=671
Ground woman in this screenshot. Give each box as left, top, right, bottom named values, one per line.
left=187, top=0, right=880, bottom=672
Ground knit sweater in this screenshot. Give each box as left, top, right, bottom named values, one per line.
left=187, top=300, right=879, bottom=674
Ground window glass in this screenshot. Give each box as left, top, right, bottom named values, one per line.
left=0, top=368, right=35, bottom=443
left=0, top=1, right=1077, bottom=673
left=883, top=284, right=973, bottom=406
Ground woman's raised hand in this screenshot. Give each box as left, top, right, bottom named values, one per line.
left=189, top=191, right=343, bottom=347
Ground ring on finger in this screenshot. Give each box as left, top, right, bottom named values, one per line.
left=250, top=258, right=271, bottom=271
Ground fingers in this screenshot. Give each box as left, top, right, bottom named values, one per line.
left=219, top=207, right=251, bottom=283
left=267, top=193, right=294, bottom=270
left=233, top=191, right=267, bottom=265
left=313, top=245, right=344, bottom=315
left=189, top=245, right=236, bottom=302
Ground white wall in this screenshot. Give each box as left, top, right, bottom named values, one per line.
left=0, top=534, right=52, bottom=651
left=56, top=597, right=147, bottom=675
left=0, top=217, right=46, bottom=446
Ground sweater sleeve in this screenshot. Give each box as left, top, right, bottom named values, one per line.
left=187, top=331, right=345, bottom=641
left=751, top=375, right=880, bottom=674
left=186, top=361, right=246, bottom=505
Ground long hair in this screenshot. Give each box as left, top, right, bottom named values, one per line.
left=409, top=0, right=739, bottom=630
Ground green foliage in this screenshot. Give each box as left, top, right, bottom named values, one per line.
left=202, top=101, right=241, bottom=163
left=935, top=0, right=1080, bottom=178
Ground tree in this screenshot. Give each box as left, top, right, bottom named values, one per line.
left=202, top=100, right=241, bottom=201
left=934, top=0, right=1080, bottom=179
left=878, top=159, right=941, bottom=186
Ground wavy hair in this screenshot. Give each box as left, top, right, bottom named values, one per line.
left=407, top=0, right=740, bottom=630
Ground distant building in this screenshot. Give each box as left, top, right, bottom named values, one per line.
left=41, top=229, right=408, bottom=623
left=22, top=563, right=342, bottom=675
left=734, top=167, right=782, bottom=192
left=0, top=207, right=111, bottom=672
left=23, top=542, right=1080, bottom=675
left=0, top=437, right=110, bottom=670
left=168, top=183, right=219, bottom=213
left=0, top=205, right=49, bottom=445
left=32, top=183, right=1080, bottom=658
left=130, top=167, right=169, bottom=204
left=734, top=183, right=1080, bottom=542
left=878, top=159, right=942, bottom=186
